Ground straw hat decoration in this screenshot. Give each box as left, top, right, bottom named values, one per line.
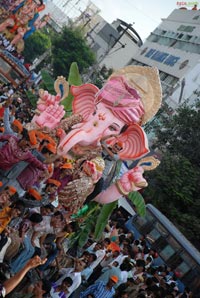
left=110, top=65, right=162, bottom=125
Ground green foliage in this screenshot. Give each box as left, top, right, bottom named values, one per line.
left=128, top=192, right=146, bottom=217
left=69, top=201, right=117, bottom=248
left=144, top=153, right=199, bottom=212
left=23, top=30, right=51, bottom=63
left=78, top=214, right=96, bottom=247
left=144, top=99, right=200, bottom=246
left=90, top=65, right=113, bottom=88
left=51, top=27, right=96, bottom=78
left=69, top=203, right=100, bottom=248
left=151, top=101, right=200, bottom=165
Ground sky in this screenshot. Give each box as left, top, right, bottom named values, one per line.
left=88, top=0, right=198, bottom=40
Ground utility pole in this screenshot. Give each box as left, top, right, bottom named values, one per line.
left=107, top=23, right=133, bottom=56
left=63, top=0, right=72, bottom=7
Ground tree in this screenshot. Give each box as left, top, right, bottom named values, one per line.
left=22, top=30, right=51, bottom=63
left=89, top=65, right=113, bottom=88
left=143, top=99, right=200, bottom=248
left=39, top=69, right=56, bottom=95
left=51, top=26, right=96, bottom=78
left=150, top=100, right=200, bottom=165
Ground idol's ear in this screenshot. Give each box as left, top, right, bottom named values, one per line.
left=71, top=84, right=99, bottom=121
left=114, top=124, right=149, bottom=160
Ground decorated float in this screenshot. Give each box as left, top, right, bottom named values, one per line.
left=0, top=0, right=50, bottom=87
left=29, top=64, right=162, bottom=242
left=0, top=0, right=49, bottom=53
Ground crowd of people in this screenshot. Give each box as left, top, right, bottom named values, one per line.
left=0, top=82, right=194, bottom=298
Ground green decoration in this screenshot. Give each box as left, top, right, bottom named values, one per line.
left=128, top=191, right=146, bottom=217
left=68, top=62, right=82, bottom=86
left=71, top=204, right=89, bottom=219
left=94, top=201, right=117, bottom=240
left=71, top=202, right=99, bottom=219
left=61, top=62, right=82, bottom=116
left=78, top=215, right=95, bottom=247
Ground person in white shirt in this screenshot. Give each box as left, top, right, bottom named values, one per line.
left=86, top=242, right=106, bottom=270
left=50, top=276, right=73, bottom=298
left=81, top=253, right=97, bottom=282
left=100, top=250, right=120, bottom=268
left=54, top=258, right=86, bottom=298
left=86, top=242, right=106, bottom=284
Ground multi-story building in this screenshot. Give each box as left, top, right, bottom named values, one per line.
left=128, top=8, right=200, bottom=110
left=90, top=18, right=143, bottom=69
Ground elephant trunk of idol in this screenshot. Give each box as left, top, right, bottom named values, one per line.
left=57, top=129, right=92, bottom=155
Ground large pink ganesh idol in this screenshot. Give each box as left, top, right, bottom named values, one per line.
left=32, top=66, right=162, bottom=161
left=57, top=66, right=162, bottom=161
left=30, top=66, right=162, bottom=208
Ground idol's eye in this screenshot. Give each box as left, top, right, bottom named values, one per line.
left=108, top=124, right=119, bottom=131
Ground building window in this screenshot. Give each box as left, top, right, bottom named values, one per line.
left=145, top=49, right=156, bottom=58
left=165, top=31, right=178, bottom=38
left=159, top=71, right=168, bottom=81
left=147, top=34, right=160, bottom=43
left=177, top=25, right=195, bottom=32
left=151, top=51, right=169, bottom=63
left=153, top=28, right=167, bottom=35
left=144, top=48, right=180, bottom=66
left=183, top=34, right=192, bottom=41
left=178, top=33, right=184, bottom=39
left=174, top=41, right=200, bottom=54
left=164, top=55, right=180, bottom=66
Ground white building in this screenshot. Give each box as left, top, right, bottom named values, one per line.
left=98, top=19, right=143, bottom=70
left=84, top=17, right=142, bottom=69
left=40, top=1, right=70, bottom=32
left=128, top=9, right=200, bottom=110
